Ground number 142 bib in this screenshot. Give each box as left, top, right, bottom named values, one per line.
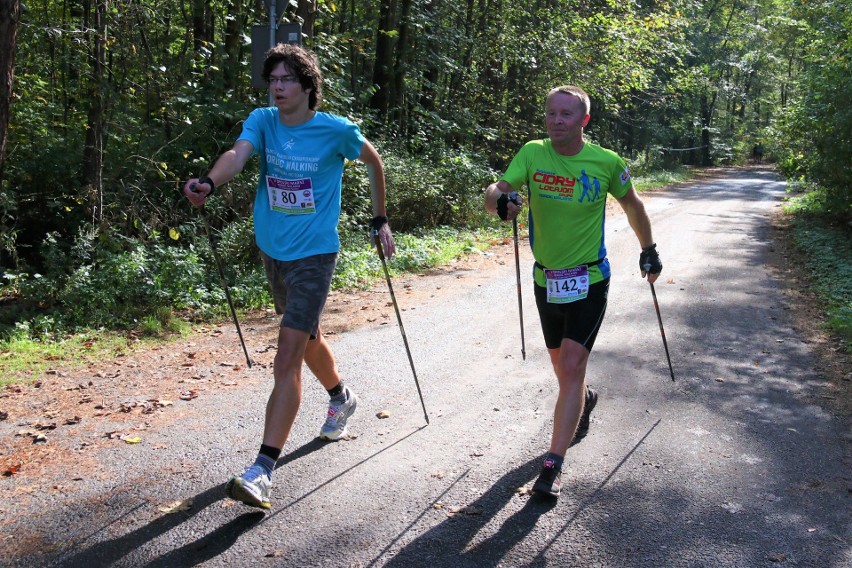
left=545, top=266, right=589, bottom=304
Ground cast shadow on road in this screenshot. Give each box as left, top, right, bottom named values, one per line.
left=380, top=420, right=661, bottom=567
left=47, top=437, right=334, bottom=567
left=376, top=454, right=554, bottom=567
left=262, top=425, right=428, bottom=521
left=46, top=481, right=264, bottom=568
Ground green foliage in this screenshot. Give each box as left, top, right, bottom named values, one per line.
left=380, top=143, right=499, bottom=232
left=783, top=186, right=852, bottom=350
left=775, top=0, right=852, bottom=224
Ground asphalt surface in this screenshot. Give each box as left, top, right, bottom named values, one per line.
left=1, top=169, right=849, bottom=567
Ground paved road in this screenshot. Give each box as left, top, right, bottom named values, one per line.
left=2, top=169, right=849, bottom=567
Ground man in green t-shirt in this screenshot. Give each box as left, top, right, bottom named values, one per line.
left=484, top=85, right=663, bottom=499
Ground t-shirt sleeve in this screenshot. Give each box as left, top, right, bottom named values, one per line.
left=610, top=154, right=632, bottom=199
left=340, top=119, right=366, bottom=161
left=501, top=143, right=533, bottom=190
left=236, top=109, right=264, bottom=156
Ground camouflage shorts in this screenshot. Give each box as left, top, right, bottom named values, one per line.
left=261, top=251, right=338, bottom=338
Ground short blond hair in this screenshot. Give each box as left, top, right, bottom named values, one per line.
left=546, top=85, right=590, bottom=116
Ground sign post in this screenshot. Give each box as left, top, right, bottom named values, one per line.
left=250, top=1, right=302, bottom=102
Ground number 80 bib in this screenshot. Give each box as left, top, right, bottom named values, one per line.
left=266, top=176, right=316, bottom=215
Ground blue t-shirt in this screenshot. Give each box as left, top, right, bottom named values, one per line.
left=237, top=108, right=365, bottom=261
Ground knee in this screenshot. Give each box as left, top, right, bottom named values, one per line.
left=273, top=350, right=304, bottom=380
left=555, top=364, right=585, bottom=388
left=554, top=347, right=589, bottom=386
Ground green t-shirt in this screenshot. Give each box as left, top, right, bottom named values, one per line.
left=502, top=139, right=632, bottom=286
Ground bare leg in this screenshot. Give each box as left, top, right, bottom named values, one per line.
left=262, top=326, right=311, bottom=450
left=303, top=327, right=342, bottom=390
left=547, top=338, right=590, bottom=457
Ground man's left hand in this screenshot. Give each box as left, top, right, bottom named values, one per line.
left=640, top=243, right=662, bottom=282
left=371, top=216, right=396, bottom=259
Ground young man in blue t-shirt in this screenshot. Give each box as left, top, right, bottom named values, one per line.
left=184, top=44, right=395, bottom=510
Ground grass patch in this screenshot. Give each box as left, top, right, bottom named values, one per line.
left=783, top=185, right=852, bottom=351
left=0, top=331, right=159, bottom=387
left=633, top=165, right=694, bottom=192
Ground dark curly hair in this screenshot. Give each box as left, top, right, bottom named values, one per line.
left=262, top=43, right=323, bottom=110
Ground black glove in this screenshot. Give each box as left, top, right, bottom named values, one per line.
left=370, top=215, right=388, bottom=236
left=188, top=176, right=216, bottom=197
left=639, top=243, right=662, bottom=276
left=496, top=191, right=520, bottom=221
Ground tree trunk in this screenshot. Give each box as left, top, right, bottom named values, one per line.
left=223, top=0, right=242, bottom=93
left=391, top=0, right=413, bottom=131
left=0, top=0, right=21, bottom=187
left=419, top=0, right=440, bottom=113
left=297, top=0, right=318, bottom=39
left=82, top=0, right=107, bottom=223
left=700, top=93, right=713, bottom=166
left=370, top=0, right=398, bottom=121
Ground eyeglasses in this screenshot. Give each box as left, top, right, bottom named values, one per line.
left=267, top=74, right=299, bottom=86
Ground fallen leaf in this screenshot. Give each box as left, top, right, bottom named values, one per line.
left=121, top=435, right=142, bottom=444
left=447, top=505, right=483, bottom=517
left=64, top=416, right=83, bottom=425
left=265, top=550, right=286, bottom=558
left=514, top=486, right=533, bottom=496
left=376, top=410, right=391, bottom=419
left=2, top=464, right=22, bottom=477
left=158, top=499, right=193, bottom=514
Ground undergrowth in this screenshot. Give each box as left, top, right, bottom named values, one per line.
left=782, top=183, right=852, bottom=351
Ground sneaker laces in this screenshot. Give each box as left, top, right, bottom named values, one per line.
left=241, top=464, right=268, bottom=483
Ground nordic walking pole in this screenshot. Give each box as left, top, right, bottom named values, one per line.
left=512, top=218, right=526, bottom=360
left=644, top=264, right=674, bottom=381
left=191, top=183, right=254, bottom=368
left=374, top=232, right=429, bottom=424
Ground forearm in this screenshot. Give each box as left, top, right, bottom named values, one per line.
left=617, top=190, right=654, bottom=249
left=366, top=161, right=387, bottom=217
left=204, top=149, right=245, bottom=188
left=484, top=180, right=513, bottom=215
left=626, top=205, right=654, bottom=249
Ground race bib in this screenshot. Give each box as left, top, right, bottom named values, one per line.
left=545, top=266, right=590, bottom=304
left=266, top=176, right=316, bottom=215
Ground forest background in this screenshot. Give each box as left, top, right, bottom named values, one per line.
left=0, top=0, right=849, bottom=377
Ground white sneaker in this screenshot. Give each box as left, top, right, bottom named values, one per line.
left=225, top=464, right=272, bottom=509
left=319, top=386, right=358, bottom=440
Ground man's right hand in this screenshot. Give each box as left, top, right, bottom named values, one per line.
left=497, top=191, right=522, bottom=221
left=183, top=177, right=214, bottom=207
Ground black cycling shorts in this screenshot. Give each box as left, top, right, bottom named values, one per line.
left=534, top=279, right=610, bottom=351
